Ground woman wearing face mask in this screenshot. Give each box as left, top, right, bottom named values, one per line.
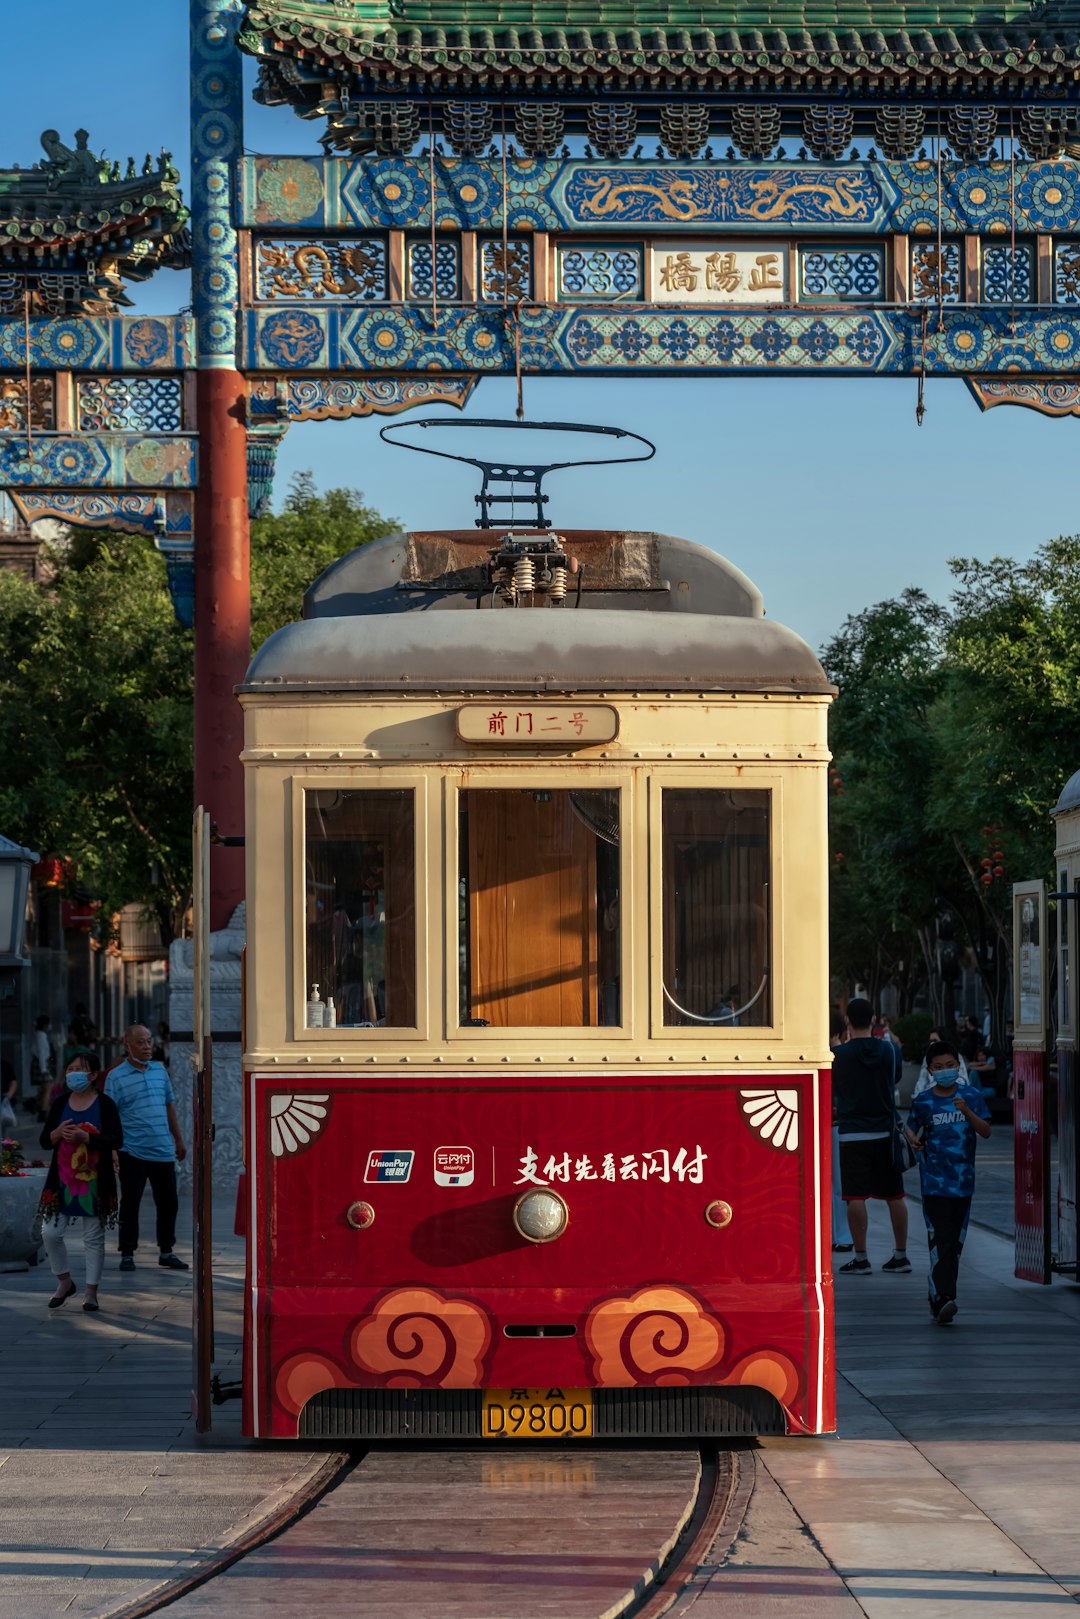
left=37, top=1055, right=123, bottom=1312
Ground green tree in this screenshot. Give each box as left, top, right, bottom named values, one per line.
left=823, top=589, right=947, bottom=1016
left=929, top=536, right=1080, bottom=1039
left=250, top=470, right=397, bottom=650
left=0, top=532, right=193, bottom=939
left=823, top=536, right=1080, bottom=1042
left=0, top=474, right=396, bottom=938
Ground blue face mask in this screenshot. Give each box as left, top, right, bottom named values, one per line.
left=66, top=1071, right=91, bottom=1093
left=932, top=1068, right=960, bottom=1089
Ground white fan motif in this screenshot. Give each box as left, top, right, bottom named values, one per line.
left=739, top=1089, right=800, bottom=1152
left=269, top=1094, right=331, bottom=1158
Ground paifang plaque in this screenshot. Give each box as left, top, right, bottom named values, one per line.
left=457, top=704, right=620, bottom=744
left=650, top=241, right=788, bottom=305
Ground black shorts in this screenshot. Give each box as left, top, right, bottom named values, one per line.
left=839, top=1137, right=905, bottom=1202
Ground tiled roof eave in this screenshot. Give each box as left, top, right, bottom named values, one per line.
left=0, top=205, right=187, bottom=253
left=245, top=19, right=1080, bottom=89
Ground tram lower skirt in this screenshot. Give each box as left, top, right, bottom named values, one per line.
left=298, top=1386, right=785, bottom=1439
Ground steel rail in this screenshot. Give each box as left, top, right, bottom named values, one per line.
left=90, top=1451, right=353, bottom=1619
left=91, top=1442, right=753, bottom=1619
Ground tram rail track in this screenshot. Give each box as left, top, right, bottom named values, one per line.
left=91, top=1443, right=753, bottom=1619
left=94, top=1450, right=353, bottom=1619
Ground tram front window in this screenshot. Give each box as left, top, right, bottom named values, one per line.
left=459, top=788, right=621, bottom=1028
left=662, top=789, right=771, bottom=1028
left=305, top=789, right=416, bottom=1028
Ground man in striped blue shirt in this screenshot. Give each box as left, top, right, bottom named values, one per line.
left=105, top=1025, right=188, bottom=1272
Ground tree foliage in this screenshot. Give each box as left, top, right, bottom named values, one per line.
left=0, top=475, right=395, bottom=938
left=823, top=536, right=1080, bottom=1038
left=0, top=532, right=193, bottom=939
left=250, top=470, right=396, bottom=650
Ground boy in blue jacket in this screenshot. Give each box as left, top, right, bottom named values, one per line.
left=905, top=1039, right=991, bottom=1326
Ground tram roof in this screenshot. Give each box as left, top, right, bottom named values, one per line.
left=1055, top=767, right=1080, bottom=817
left=243, top=529, right=832, bottom=695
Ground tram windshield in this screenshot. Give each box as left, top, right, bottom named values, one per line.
left=305, top=789, right=416, bottom=1028
left=661, top=789, right=771, bottom=1028
left=459, top=788, right=621, bottom=1028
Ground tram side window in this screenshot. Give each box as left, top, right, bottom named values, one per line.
left=662, top=789, right=771, bottom=1028
left=459, top=789, right=621, bottom=1028
left=305, top=790, right=416, bottom=1028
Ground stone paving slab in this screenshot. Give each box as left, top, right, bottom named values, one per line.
left=662, top=1457, right=864, bottom=1618
left=4, top=1123, right=1080, bottom=1619
left=758, top=1203, right=1080, bottom=1617
left=0, top=1190, right=334, bottom=1619
left=163, top=1448, right=702, bottom=1619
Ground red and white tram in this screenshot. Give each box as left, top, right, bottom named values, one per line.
left=233, top=434, right=836, bottom=1440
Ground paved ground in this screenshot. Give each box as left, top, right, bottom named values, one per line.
left=163, top=1449, right=704, bottom=1619
left=0, top=1175, right=330, bottom=1619
left=3, top=1112, right=1078, bottom=1619
left=756, top=1201, right=1080, bottom=1619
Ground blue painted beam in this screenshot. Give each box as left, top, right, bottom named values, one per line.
left=0, top=434, right=196, bottom=487
left=243, top=304, right=1080, bottom=377
left=238, top=153, right=1080, bottom=237
left=0, top=315, right=191, bottom=372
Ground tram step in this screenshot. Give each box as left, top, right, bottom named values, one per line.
left=299, top=1385, right=785, bottom=1439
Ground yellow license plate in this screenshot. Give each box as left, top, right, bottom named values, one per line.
left=482, top=1388, right=593, bottom=1439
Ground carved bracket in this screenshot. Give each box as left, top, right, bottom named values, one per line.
left=966, top=378, right=1080, bottom=417
left=8, top=490, right=194, bottom=627
left=248, top=374, right=477, bottom=422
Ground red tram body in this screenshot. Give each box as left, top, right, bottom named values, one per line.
left=237, top=524, right=836, bottom=1439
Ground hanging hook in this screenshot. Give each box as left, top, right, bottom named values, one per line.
left=1009, top=105, right=1018, bottom=337
left=935, top=106, right=945, bottom=332
left=23, top=288, right=33, bottom=463
left=512, top=304, right=525, bottom=420
left=916, top=307, right=928, bottom=427
left=500, top=102, right=510, bottom=313
left=428, top=101, right=438, bottom=332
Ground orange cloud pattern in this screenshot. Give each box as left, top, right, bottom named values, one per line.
left=584, top=1285, right=725, bottom=1387
left=728, top=1349, right=801, bottom=1409
left=350, top=1286, right=494, bottom=1389
left=275, top=1352, right=352, bottom=1418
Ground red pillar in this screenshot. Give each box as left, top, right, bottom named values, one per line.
left=194, top=369, right=249, bottom=930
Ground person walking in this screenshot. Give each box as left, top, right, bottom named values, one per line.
left=829, top=1010, right=853, bottom=1253
left=105, top=1024, right=188, bottom=1272
left=905, top=1040, right=991, bottom=1325
left=833, top=997, right=910, bottom=1275
left=32, top=1014, right=55, bottom=1121
left=37, top=1053, right=123, bottom=1312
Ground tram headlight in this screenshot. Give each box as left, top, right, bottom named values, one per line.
left=513, top=1189, right=569, bottom=1244
left=346, top=1201, right=375, bottom=1230
left=704, top=1200, right=733, bottom=1229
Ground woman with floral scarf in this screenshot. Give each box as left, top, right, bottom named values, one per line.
left=37, top=1054, right=123, bottom=1312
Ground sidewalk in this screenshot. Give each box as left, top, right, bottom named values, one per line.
left=3, top=1163, right=1078, bottom=1618
left=0, top=1186, right=330, bottom=1619
left=758, top=1202, right=1080, bottom=1616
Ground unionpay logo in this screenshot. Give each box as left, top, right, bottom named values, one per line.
left=364, top=1150, right=414, bottom=1184
left=434, top=1146, right=475, bottom=1187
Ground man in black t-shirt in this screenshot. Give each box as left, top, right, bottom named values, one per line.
left=832, top=997, right=910, bottom=1276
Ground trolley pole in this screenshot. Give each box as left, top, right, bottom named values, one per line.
left=190, top=0, right=248, bottom=929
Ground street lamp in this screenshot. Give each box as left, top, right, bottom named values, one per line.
left=0, top=835, right=39, bottom=1005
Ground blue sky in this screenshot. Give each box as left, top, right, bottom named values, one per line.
left=8, top=2, right=1078, bottom=653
